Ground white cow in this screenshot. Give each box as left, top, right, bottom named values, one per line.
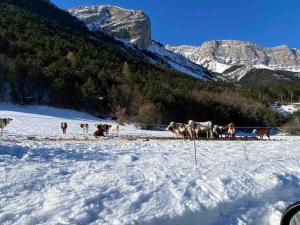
left=187, top=120, right=197, bottom=139
left=188, top=120, right=213, bottom=139
left=110, top=124, right=120, bottom=134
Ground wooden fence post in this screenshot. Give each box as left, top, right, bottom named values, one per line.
left=193, top=139, right=197, bottom=166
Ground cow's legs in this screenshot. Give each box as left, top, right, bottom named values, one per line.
left=209, top=130, right=213, bottom=139
left=188, top=129, right=194, bottom=139
left=194, top=129, right=199, bottom=139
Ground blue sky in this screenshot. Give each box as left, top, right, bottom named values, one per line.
left=52, top=0, right=300, bottom=48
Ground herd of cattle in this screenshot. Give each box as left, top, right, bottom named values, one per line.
left=62, top=122, right=120, bottom=137
left=0, top=118, right=271, bottom=139
left=166, top=120, right=271, bottom=139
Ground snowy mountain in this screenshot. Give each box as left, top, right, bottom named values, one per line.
left=145, top=42, right=223, bottom=80
left=68, top=5, right=152, bottom=49
left=167, top=40, right=300, bottom=82
left=68, top=5, right=220, bottom=81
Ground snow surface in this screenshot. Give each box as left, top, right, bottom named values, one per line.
left=1, top=103, right=300, bottom=225
left=272, top=104, right=300, bottom=117
left=200, top=58, right=231, bottom=74
left=147, top=42, right=213, bottom=80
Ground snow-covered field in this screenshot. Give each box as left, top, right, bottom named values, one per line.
left=1, top=103, right=300, bottom=225
left=272, top=104, right=299, bottom=117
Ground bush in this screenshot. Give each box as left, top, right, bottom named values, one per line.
left=138, top=103, right=161, bottom=130
left=282, top=112, right=300, bottom=135
left=115, top=105, right=128, bottom=125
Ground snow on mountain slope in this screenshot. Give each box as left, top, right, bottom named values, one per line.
left=167, top=40, right=300, bottom=81
left=1, top=103, right=300, bottom=225
left=199, top=58, right=232, bottom=74
left=272, top=104, right=300, bottom=117
left=0, top=103, right=168, bottom=138
left=68, top=5, right=152, bottom=48
left=68, top=6, right=220, bottom=81
left=147, top=42, right=223, bottom=80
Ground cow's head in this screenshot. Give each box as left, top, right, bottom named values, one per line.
left=188, top=120, right=194, bottom=125
left=166, top=122, right=175, bottom=131
left=61, top=122, right=67, bottom=128
left=80, top=124, right=88, bottom=128
left=213, top=125, right=218, bottom=132
left=5, top=118, right=13, bottom=124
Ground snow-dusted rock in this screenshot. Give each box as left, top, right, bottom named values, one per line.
left=146, top=42, right=224, bottom=80
left=68, top=5, right=152, bottom=48
left=68, top=5, right=220, bottom=81
left=167, top=40, right=300, bottom=81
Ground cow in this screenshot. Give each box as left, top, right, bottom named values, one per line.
left=61, top=122, right=68, bottom=135
left=80, top=123, right=89, bottom=136
left=110, top=124, right=120, bottom=134
left=253, top=128, right=271, bottom=139
left=0, top=118, right=13, bottom=136
left=225, top=123, right=235, bottom=138
left=94, top=127, right=104, bottom=137
left=188, top=120, right=213, bottom=139
left=213, top=125, right=226, bottom=138
left=166, top=122, right=189, bottom=139
left=96, top=124, right=111, bottom=136
left=186, top=120, right=196, bottom=139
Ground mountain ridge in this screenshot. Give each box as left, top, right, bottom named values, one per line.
left=68, top=5, right=300, bottom=83
left=68, top=5, right=152, bottom=48
left=167, top=40, right=300, bottom=81
left=68, top=5, right=220, bottom=81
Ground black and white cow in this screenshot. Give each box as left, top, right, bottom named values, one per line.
left=0, top=118, right=13, bottom=136
left=213, top=125, right=226, bottom=138
left=166, top=122, right=189, bottom=139
left=80, top=123, right=89, bottom=136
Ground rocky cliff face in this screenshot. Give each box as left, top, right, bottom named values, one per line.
left=167, top=40, right=300, bottom=81
left=68, top=5, right=221, bottom=80
left=68, top=5, right=152, bottom=48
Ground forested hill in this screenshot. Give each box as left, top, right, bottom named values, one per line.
left=1, top=0, right=88, bottom=32
left=0, top=0, right=292, bottom=126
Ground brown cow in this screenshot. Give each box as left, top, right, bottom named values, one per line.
left=61, top=122, right=67, bottom=135
left=94, top=128, right=104, bottom=137
left=96, top=124, right=111, bottom=136
left=225, top=123, right=235, bottom=138
left=253, top=128, right=271, bottom=139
